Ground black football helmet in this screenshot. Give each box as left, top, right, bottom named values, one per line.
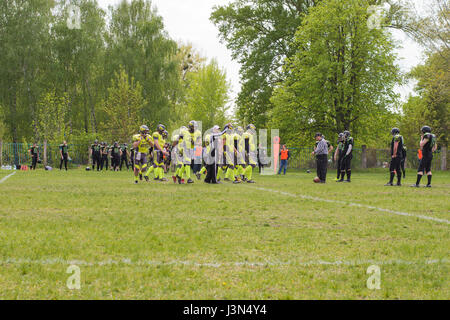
left=391, top=128, right=400, bottom=135
left=421, top=126, right=431, bottom=134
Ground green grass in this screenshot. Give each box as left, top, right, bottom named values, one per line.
left=0, top=168, right=448, bottom=299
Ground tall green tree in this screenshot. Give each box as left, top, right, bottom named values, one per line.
left=33, top=91, right=71, bottom=144
left=51, top=0, right=106, bottom=134
left=184, top=60, right=230, bottom=130
left=211, top=0, right=319, bottom=128
left=401, top=48, right=449, bottom=148
left=105, top=0, right=180, bottom=128
left=270, top=0, right=401, bottom=146
left=100, top=69, right=146, bottom=142
left=0, top=0, right=54, bottom=142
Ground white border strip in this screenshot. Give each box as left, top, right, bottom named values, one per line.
left=0, top=171, right=16, bottom=184
left=251, top=186, right=450, bottom=225
left=0, top=258, right=448, bottom=267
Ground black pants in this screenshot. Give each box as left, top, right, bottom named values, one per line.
left=112, top=156, right=120, bottom=170
left=60, top=154, right=68, bottom=170
left=204, top=164, right=218, bottom=183
left=336, top=157, right=343, bottom=178
left=31, top=156, right=38, bottom=170
left=191, top=159, right=202, bottom=174
left=93, top=152, right=101, bottom=171
left=418, top=155, right=433, bottom=173
left=101, top=155, right=108, bottom=170
left=389, top=157, right=402, bottom=174
left=120, top=156, right=129, bottom=170
left=316, top=154, right=328, bottom=182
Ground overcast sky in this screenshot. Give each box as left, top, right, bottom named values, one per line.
left=97, top=0, right=428, bottom=106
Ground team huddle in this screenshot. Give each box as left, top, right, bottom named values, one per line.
left=128, top=121, right=258, bottom=184
left=90, top=141, right=131, bottom=171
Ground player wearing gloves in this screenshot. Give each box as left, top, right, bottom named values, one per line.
left=411, top=126, right=437, bottom=188
left=337, top=131, right=353, bottom=183
left=132, top=125, right=154, bottom=184
left=385, top=128, right=404, bottom=186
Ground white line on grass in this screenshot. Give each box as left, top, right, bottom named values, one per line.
left=0, top=258, right=448, bottom=268
left=0, top=171, right=16, bottom=184
left=251, top=186, right=450, bottom=225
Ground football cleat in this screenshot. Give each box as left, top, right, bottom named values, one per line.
left=384, top=183, right=393, bottom=186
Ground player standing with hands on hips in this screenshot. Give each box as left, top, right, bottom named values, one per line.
left=411, top=126, right=437, bottom=188
left=385, top=128, right=404, bottom=186
left=337, top=130, right=353, bottom=183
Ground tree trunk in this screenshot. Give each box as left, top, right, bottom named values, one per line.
left=441, top=146, right=447, bottom=171
left=86, top=78, right=97, bottom=133
left=82, top=81, right=89, bottom=133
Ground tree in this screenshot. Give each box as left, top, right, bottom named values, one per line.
left=0, top=0, right=54, bottom=142
left=100, top=69, right=146, bottom=142
left=106, top=0, right=180, bottom=128
left=402, top=48, right=449, bottom=148
left=34, top=91, right=71, bottom=144
left=270, top=0, right=401, bottom=146
left=387, top=0, right=449, bottom=54
left=184, top=60, right=230, bottom=130
left=51, top=0, right=106, bottom=134
left=211, top=0, right=319, bottom=128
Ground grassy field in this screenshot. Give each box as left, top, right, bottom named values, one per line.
left=0, top=168, right=448, bottom=299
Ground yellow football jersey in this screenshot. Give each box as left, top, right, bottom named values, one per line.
left=133, top=134, right=153, bottom=153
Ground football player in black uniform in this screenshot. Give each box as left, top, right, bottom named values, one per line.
left=29, top=143, right=40, bottom=170
left=385, top=128, right=404, bottom=186
left=120, top=143, right=130, bottom=171
left=411, top=126, right=437, bottom=188
left=334, top=133, right=344, bottom=181
left=337, top=131, right=353, bottom=183
left=100, top=142, right=109, bottom=171
left=111, top=142, right=122, bottom=171
left=90, top=140, right=101, bottom=171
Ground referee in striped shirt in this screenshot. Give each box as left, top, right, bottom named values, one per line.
left=312, top=133, right=328, bottom=183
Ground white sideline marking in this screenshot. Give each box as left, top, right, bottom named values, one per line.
left=0, top=171, right=16, bottom=184
left=0, top=258, right=448, bottom=268
left=251, top=186, right=450, bottom=225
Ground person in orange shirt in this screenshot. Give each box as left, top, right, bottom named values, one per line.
left=277, top=145, right=290, bottom=175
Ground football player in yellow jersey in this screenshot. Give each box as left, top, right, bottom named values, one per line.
left=197, top=132, right=211, bottom=179
left=216, top=123, right=233, bottom=182
left=171, top=129, right=184, bottom=184
left=242, top=124, right=257, bottom=183
left=224, top=125, right=237, bottom=182
left=132, top=125, right=154, bottom=184
left=151, top=124, right=169, bottom=182
left=232, top=126, right=245, bottom=184
left=185, top=120, right=202, bottom=184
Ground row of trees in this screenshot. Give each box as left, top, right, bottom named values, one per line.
left=212, top=0, right=449, bottom=150
left=0, top=0, right=231, bottom=146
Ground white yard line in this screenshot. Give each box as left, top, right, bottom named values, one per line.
left=0, top=257, right=448, bottom=267
left=0, top=171, right=16, bottom=184
left=251, top=186, right=450, bottom=225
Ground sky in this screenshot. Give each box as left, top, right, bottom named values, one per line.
left=97, top=0, right=429, bottom=106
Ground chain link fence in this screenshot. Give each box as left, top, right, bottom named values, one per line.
left=0, top=141, right=448, bottom=171
left=0, top=142, right=89, bottom=168
left=286, top=147, right=448, bottom=171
